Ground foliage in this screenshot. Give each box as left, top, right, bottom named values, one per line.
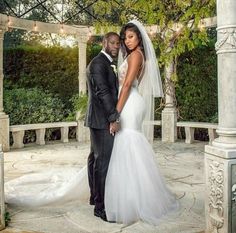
left=66, top=93, right=88, bottom=121
left=1, top=0, right=96, bottom=47
left=4, top=29, right=26, bottom=48
left=87, top=42, right=102, bottom=64
left=1, top=0, right=216, bottom=64
left=0, top=0, right=18, bottom=13
left=92, top=0, right=216, bottom=65
left=4, top=87, right=67, bottom=143
left=4, top=211, right=11, bottom=227
left=4, top=44, right=101, bottom=104
left=3, top=88, right=65, bottom=125
left=4, top=45, right=78, bottom=104
left=2, top=0, right=216, bottom=65
left=176, top=44, right=217, bottom=122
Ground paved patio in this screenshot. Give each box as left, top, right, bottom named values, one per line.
left=4, top=140, right=207, bottom=233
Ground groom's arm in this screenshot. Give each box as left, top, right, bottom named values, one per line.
left=90, top=61, right=119, bottom=123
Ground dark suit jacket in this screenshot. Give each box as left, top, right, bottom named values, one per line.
left=85, top=52, right=119, bottom=129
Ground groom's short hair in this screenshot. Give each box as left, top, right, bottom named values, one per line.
left=102, top=32, right=120, bottom=44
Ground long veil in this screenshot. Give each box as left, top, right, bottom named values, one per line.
left=118, top=19, right=163, bottom=142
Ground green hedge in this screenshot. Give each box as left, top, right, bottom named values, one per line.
left=4, top=46, right=78, bottom=104
left=3, top=44, right=102, bottom=105
left=176, top=46, right=217, bottom=123
left=4, top=88, right=66, bottom=143
left=4, top=88, right=65, bottom=125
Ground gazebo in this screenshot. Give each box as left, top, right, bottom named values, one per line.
left=0, top=1, right=235, bottom=232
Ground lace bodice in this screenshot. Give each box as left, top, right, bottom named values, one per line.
left=118, top=58, right=128, bottom=84
left=118, top=58, right=138, bottom=87
left=118, top=53, right=144, bottom=88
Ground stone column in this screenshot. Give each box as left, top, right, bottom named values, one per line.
left=161, top=60, right=177, bottom=142
left=205, top=1, right=236, bottom=233
left=77, top=34, right=88, bottom=94
left=76, top=33, right=89, bottom=143
left=0, top=145, right=5, bottom=230
left=0, top=26, right=9, bottom=151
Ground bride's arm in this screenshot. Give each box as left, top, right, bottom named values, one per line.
left=116, top=51, right=143, bottom=114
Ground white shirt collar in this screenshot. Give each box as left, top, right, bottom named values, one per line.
left=101, top=50, right=113, bottom=63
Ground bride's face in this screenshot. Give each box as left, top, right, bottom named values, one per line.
left=124, top=29, right=140, bottom=51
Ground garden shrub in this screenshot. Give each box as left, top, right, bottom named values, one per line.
left=176, top=46, right=217, bottom=123
left=4, top=88, right=65, bottom=143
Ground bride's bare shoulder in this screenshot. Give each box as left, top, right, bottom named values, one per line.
left=127, top=50, right=143, bottom=65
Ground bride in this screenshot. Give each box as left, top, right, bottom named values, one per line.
left=5, top=20, right=178, bottom=225
left=105, top=20, right=178, bottom=224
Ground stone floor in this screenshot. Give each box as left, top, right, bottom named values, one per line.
left=3, top=140, right=207, bottom=233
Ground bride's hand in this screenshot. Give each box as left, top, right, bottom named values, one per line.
left=110, top=122, right=120, bottom=136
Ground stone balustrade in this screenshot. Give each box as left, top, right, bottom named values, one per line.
left=153, top=121, right=218, bottom=144
left=10, top=122, right=78, bottom=149
left=9, top=120, right=218, bottom=149
left=177, top=122, right=217, bottom=144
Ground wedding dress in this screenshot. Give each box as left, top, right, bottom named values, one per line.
left=5, top=58, right=178, bottom=225
left=5, top=166, right=89, bottom=207
left=104, top=55, right=179, bottom=225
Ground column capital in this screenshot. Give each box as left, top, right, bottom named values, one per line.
left=0, top=24, right=7, bottom=30
left=77, top=33, right=88, bottom=44
left=0, top=25, right=6, bottom=39
left=215, top=25, right=236, bottom=54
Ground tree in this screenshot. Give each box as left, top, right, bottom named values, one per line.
left=90, top=0, right=216, bottom=117
left=92, top=0, right=216, bottom=64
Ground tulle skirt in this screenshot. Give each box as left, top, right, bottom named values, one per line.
left=105, top=87, right=178, bottom=224
left=105, top=128, right=178, bottom=225
left=5, top=166, right=89, bottom=207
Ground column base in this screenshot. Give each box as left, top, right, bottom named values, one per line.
left=212, top=136, right=236, bottom=150
left=0, top=113, right=9, bottom=151
left=76, top=121, right=90, bottom=143
left=205, top=145, right=236, bottom=233
left=76, top=112, right=90, bottom=143
left=161, top=107, right=177, bottom=143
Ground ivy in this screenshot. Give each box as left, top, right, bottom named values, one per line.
left=92, top=0, right=216, bottom=65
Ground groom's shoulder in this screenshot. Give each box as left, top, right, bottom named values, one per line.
left=88, top=53, right=107, bottom=72
left=89, top=53, right=108, bottom=68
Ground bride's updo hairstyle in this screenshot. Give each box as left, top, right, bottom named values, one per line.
left=120, top=22, right=145, bottom=58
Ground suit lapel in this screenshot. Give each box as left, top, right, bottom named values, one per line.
left=114, top=70, right=119, bottom=92
left=99, top=52, right=119, bottom=92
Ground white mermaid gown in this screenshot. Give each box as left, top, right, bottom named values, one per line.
left=5, top=57, right=178, bottom=225
left=104, top=57, right=178, bottom=224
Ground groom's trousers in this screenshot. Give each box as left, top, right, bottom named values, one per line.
left=88, top=128, right=114, bottom=211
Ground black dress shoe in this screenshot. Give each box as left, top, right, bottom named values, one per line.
left=94, top=208, right=107, bottom=222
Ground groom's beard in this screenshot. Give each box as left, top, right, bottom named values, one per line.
left=104, top=48, right=119, bottom=58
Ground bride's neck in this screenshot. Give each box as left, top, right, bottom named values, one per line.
left=130, top=46, right=141, bottom=53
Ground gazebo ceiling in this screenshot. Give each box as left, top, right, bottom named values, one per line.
left=0, top=0, right=100, bottom=25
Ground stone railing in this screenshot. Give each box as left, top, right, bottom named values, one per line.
left=10, top=122, right=79, bottom=149
left=9, top=121, right=218, bottom=149
left=153, top=121, right=218, bottom=144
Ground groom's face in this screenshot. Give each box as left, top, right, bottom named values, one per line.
left=104, top=35, right=120, bottom=58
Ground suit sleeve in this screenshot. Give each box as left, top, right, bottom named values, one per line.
left=89, top=61, right=119, bottom=122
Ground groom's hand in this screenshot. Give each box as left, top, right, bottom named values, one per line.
left=110, top=122, right=120, bottom=136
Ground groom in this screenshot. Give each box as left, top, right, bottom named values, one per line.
left=85, top=32, right=120, bottom=221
